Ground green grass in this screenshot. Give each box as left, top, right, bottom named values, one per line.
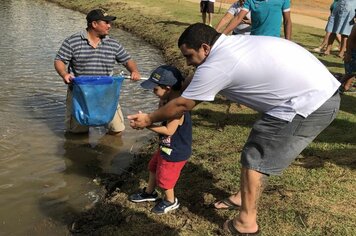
left=46, top=0, right=356, bottom=235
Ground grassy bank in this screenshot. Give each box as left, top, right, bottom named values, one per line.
left=47, top=0, right=356, bottom=235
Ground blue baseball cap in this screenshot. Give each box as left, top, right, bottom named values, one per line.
left=141, top=65, right=184, bottom=89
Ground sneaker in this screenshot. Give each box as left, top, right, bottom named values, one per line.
left=151, top=198, right=180, bottom=214
left=129, top=187, right=159, bottom=203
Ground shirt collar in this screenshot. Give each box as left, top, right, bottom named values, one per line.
left=80, top=30, right=109, bottom=42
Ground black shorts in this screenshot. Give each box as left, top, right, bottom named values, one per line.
left=200, top=1, right=214, bottom=13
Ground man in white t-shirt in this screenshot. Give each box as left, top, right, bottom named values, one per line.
left=128, top=23, right=340, bottom=235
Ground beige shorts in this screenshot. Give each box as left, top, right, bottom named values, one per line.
left=65, top=87, right=125, bottom=133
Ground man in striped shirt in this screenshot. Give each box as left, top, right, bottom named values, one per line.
left=54, top=9, right=141, bottom=135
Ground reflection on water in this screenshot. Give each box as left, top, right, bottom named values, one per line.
left=0, top=0, right=164, bottom=234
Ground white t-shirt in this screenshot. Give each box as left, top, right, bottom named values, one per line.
left=182, top=34, right=340, bottom=121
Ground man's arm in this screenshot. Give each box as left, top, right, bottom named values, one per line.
left=222, top=10, right=248, bottom=35
left=282, top=11, right=292, bottom=40
left=128, top=96, right=197, bottom=129
left=124, top=59, right=141, bottom=81
left=54, top=60, right=74, bottom=84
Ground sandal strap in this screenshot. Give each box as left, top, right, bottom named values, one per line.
left=226, top=220, right=260, bottom=236
left=220, top=198, right=241, bottom=208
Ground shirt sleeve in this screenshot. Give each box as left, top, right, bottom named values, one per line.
left=242, top=0, right=251, bottom=11
left=182, top=65, right=230, bottom=101
left=55, top=38, right=73, bottom=64
left=283, top=0, right=291, bottom=12
left=113, top=40, right=131, bottom=64
left=227, top=2, right=239, bottom=15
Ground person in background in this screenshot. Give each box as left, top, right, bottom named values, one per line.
left=200, top=0, right=215, bottom=27
left=220, top=0, right=292, bottom=40
left=313, top=0, right=341, bottom=53
left=324, top=0, right=356, bottom=57
left=54, top=9, right=141, bottom=135
left=215, top=0, right=251, bottom=35
left=128, top=23, right=340, bottom=235
left=129, top=65, right=192, bottom=214
left=339, top=23, right=356, bottom=93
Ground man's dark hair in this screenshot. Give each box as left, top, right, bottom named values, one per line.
left=87, top=22, right=93, bottom=29
left=178, top=23, right=221, bottom=50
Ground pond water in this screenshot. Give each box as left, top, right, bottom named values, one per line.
left=0, top=0, right=164, bottom=235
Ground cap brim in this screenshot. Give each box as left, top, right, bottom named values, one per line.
left=140, top=80, right=158, bottom=90
left=103, top=16, right=116, bottom=21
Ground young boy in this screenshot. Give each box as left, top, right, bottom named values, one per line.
left=128, top=65, right=192, bottom=214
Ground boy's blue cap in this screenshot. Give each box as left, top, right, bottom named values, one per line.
left=141, top=65, right=184, bottom=89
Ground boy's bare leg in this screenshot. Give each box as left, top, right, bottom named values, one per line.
left=164, top=188, right=175, bottom=203
left=146, top=171, right=156, bottom=193
left=226, top=168, right=268, bottom=233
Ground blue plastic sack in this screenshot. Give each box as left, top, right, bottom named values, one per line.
left=72, top=76, right=124, bottom=126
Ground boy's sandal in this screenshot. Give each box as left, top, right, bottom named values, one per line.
left=213, top=198, right=241, bottom=210
left=224, top=220, right=260, bottom=236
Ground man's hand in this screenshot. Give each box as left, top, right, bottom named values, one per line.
left=63, top=73, right=75, bottom=84
left=54, top=60, right=74, bottom=84
left=127, top=112, right=152, bottom=129
left=130, top=71, right=141, bottom=81
left=125, top=59, right=141, bottom=81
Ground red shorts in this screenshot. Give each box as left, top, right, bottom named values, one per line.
left=148, top=150, right=187, bottom=190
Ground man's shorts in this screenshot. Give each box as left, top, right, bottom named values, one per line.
left=148, top=150, right=187, bottom=189
left=241, top=91, right=340, bottom=175
left=200, top=1, right=214, bottom=13
left=65, top=87, right=125, bottom=133
left=344, top=49, right=356, bottom=75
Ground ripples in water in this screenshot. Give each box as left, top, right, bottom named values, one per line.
left=0, top=0, right=164, bottom=234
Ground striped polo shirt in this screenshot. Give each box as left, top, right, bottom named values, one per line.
left=55, top=30, right=131, bottom=76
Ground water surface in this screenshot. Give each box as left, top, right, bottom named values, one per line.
left=0, top=0, right=164, bottom=234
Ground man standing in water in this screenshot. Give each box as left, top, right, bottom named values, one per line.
left=128, top=23, right=340, bottom=234
left=54, top=9, right=141, bottom=135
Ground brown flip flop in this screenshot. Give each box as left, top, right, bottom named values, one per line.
left=224, top=220, right=260, bottom=236
left=213, top=198, right=241, bottom=210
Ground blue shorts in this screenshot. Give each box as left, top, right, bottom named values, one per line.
left=241, top=92, right=340, bottom=175
left=344, top=49, right=356, bottom=75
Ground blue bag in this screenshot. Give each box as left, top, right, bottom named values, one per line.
left=72, top=76, right=124, bottom=126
